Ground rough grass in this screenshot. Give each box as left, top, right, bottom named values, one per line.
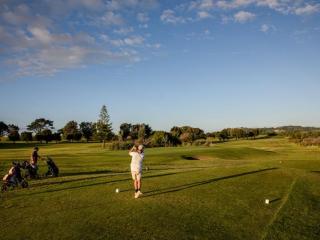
left=0, top=138, right=319, bottom=240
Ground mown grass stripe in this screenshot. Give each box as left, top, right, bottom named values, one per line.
left=261, top=177, right=298, bottom=240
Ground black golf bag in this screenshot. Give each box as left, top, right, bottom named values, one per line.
left=45, top=157, right=59, bottom=177
left=21, top=161, right=39, bottom=179
left=1, top=162, right=28, bottom=192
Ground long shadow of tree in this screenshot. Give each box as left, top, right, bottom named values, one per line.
left=13, top=171, right=193, bottom=198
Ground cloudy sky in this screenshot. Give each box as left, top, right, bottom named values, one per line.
left=0, top=0, right=319, bottom=132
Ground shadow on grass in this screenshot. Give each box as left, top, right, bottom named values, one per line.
left=181, top=155, right=199, bottom=160
left=14, top=171, right=188, bottom=197
left=270, top=198, right=281, bottom=204
left=31, top=166, right=216, bottom=188
left=0, top=142, right=46, bottom=149
left=60, top=170, right=114, bottom=177
left=142, top=167, right=278, bottom=198
left=28, top=170, right=128, bottom=188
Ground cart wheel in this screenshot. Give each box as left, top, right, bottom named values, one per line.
left=21, top=181, right=28, bottom=188
left=1, top=184, right=8, bottom=192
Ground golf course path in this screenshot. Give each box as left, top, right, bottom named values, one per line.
left=260, top=177, right=298, bottom=240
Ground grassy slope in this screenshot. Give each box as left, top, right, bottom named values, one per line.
left=0, top=138, right=319, bottom=240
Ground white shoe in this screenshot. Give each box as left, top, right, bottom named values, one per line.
left=138, top=191, right=143, bottom=196
left=134, top=192, right=139, bottom=198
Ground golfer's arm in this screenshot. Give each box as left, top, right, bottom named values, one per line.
left=129, top=147, right=135, bottom=154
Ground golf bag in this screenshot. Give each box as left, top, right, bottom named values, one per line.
left=21, top=161, right=39, bottom=179
left=45, top=157, right=59, bottom=177
left=1, top=162, right=28, bottom=192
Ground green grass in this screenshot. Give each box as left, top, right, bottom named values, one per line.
left=0, top=138, right=319, bottom=240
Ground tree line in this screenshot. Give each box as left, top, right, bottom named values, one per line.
left=1, top=105, right=319, bottom=148
left=0, top=105, right=113, bottom=145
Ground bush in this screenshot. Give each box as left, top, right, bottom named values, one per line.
left=267, top=132, right=277, bottom=137
left=192, top=139, right=207, bottom=146
left=150, top=131, right=180, bottom=147
left=109, top=141, right=134, bottom=150
left=21, top=132, right=33, bottom=142
left=301, top=137, right=320, bottom=146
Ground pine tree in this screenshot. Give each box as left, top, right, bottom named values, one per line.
left=96, top=105, right=113, bottom=148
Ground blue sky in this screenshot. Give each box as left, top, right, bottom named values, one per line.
left=0, top=0, right=319, bottom=132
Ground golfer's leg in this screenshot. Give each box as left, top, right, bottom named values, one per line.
left=134, top=179, right=138, bottom=191
left=137, top=179, right=141, bottom=191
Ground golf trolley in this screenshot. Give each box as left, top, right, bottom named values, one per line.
left=21, top=160, right=39, bottom=179
left=1, top=161, right=28, bottom=192
left=45, top=156, right=59, bottom=177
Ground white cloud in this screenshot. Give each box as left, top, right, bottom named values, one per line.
left=189, top=0, right=215, bottom=11
left=0, top=2, right=151, bottom=78
left=108, top=35, right=145, bottom=47
left=181, top=0, right=320, bottom=18
left=106, top=0, right=158, bottom=11
left=260, top=23, right=276, bottom=33
left=28, top=26, right=53, bottom=44
left=295, top=4, right=320, bottom=15
left=217, top=0, right=254, bottom=9
left=123, top=36, right=145, bottom=46
left=221, top=15, right=232, bottom=24
left=260, top=24, right=269, bottom=32
left=160, top=9, right=186, bottom=24
left=10, top=46, right=140, bottom=77
left=137, top=12, right=149, bottom=23
left=204, top=29, right=211, bottom=35
left=114, top=27, right=134, bottom=35
left=198, top=0, right=215, bottom=10
left=101, top=11, right=124, bottom=25
left=197, top=11, right=212, bottom=19
left=147, top=43, right=161, bottom=49
left=139, top=23, right=149, bottom=28
left=234, top=11, right=255, bottom=23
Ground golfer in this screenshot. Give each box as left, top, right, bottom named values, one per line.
left=30, top=147, right=41, bottom=170
left=129, top=145, right=145, bottom=198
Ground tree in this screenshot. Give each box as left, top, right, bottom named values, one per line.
left=7, top=124, right=20, bottom=143
left=119, top=123, right=132, bottom=141
left=73, top=132, right=83, bottom=141
left=63, top=121, right=80, bottom=142
left=80, top=122, right=94, bottom=142
left=21, top=132, right=33, bottom=142
left=138, top=123, right=152, bottom=140
left=217, top=131, right=228, bottom=142
left=130, top=124, right=140, bottom=140
left=0, top=121, right=8, bottom=137
left=179, top=132, right=193, bottom=144
left=150, top=131, right=179, bottom=147
left=27, top=118, right=54, bottom=134
left=52, top=132, right=62, bottom=143
left=170, top=126, right=205, bottom=144
left=206, top=132, right=216, bottom=138
left=96, top=105, right=113, bottom=148
left=170, top=126, right=182, bottom=138
left=42, top=129, right=53, bottom=143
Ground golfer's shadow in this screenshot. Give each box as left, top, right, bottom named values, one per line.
left=143, top=167, right=278, bottom=198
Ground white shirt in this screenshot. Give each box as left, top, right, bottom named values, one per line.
left=129, top=152, right=144, bottom=172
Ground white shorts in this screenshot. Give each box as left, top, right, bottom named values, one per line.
left=131, top=171, right=142, bottom=181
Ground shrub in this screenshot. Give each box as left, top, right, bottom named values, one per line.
left=150, top=131, right=180, bottom=147
left=21, top=131, right=33, bottom=142
left=109, top=141, right=134, bottom=150
left=301, top=137, right=320, bottom=146
left=192, top=139, right=207, bottom=146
